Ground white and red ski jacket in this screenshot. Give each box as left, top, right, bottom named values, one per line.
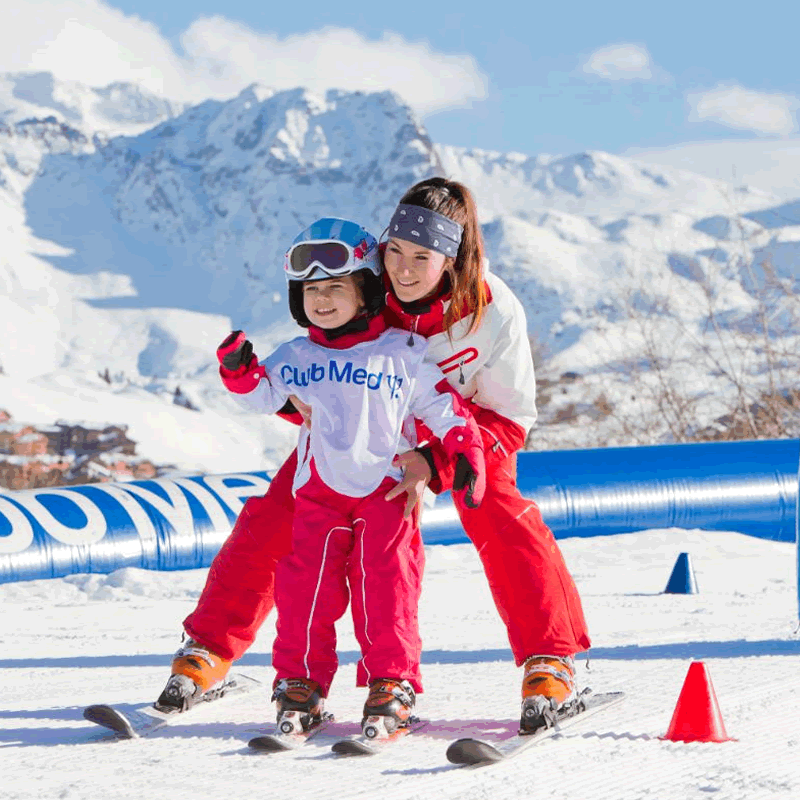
left=224, top=315, right=474, bottom=498
left=383, top=272, right=537, bottom=492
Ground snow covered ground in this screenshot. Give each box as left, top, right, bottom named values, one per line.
left=2, top=527, right=798, bottom=800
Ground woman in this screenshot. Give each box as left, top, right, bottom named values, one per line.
left=160, top=178, right=591, bottom=731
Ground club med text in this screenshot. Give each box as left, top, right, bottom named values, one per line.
left=280, top=360, right=404, bottom=399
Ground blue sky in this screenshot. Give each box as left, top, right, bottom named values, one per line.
left=5, top=0, right=800, bottom=160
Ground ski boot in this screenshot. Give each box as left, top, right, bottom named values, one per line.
left=361, top=678, right=416, bottom=740
left=520, top=654, right=579, bottom=734
left=155, top=638, right=233, bottom=713
left=272, top=678, right=326, bottom=735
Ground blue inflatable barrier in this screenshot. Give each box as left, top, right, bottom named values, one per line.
left=0, top=472, right=272, bottom=584
left=423, top=439, right=800, bottom=545
left=1, top=441, right=798, bottom=609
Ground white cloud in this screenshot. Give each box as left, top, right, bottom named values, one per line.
left=687, top=84, right=799, bottom=136
left=581, top=43, right=654, bottom=81
left=0, top=0, right=487, bottom=114
left=178, top=19, right=487, bottom=113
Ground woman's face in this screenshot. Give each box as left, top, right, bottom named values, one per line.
left=302, top=274, right=363, bottom=329
left=383, top=237, right=448, bottom=303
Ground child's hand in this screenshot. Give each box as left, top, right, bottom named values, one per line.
left=217, top=331, right=254, bottom=371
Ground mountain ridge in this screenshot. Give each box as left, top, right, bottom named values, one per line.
left=2, top=72, right=798, bottom=470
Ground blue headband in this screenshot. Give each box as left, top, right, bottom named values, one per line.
left=388, top=204, right=463, bottom=257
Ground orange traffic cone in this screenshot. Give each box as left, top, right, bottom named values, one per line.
left=661, top=661, right=736, bottom=743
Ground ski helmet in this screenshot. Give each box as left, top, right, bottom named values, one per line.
left=284, top=218, right=384, bottom=327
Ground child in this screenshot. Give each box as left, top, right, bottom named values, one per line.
left=213, top=218, right=485, bottom=738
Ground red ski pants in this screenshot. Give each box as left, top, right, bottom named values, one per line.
left=452, top=455, right=590, bottom=663
left=184, top=449, right=590, bottom=666
left=271, top=465, right=423, bottom=696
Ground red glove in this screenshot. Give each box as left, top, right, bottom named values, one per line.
left=216, top=331, right=265, bottom=394
left=416, top=402, right=526, bottom=494
left=217, top=331, right=252, bottom=370
left=441, top=420, right=486, bottom=509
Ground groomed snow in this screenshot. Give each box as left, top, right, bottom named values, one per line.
left=2, top=527, right=798, bottom=799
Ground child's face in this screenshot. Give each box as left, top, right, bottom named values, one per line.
left=302, top=274, right=365, bottom=329
left=383, top=237, right=449, bottom=303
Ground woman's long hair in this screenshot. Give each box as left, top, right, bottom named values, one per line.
left=397, top=177, right=487, bottom=335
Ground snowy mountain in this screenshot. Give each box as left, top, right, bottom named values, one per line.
left=4, top=83, right=443, bottom=324
left=627, top=137, right=800, bottom=203
left=439, top=146, right=800, bottom=447
left=2, top=73, right=799, bottom=474
left=0, top=72, right=184, bottom=138
left=437, top=146, right=778, bottom=219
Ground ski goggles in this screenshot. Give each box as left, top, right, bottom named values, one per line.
left=285, top=240, right=358, bottom=280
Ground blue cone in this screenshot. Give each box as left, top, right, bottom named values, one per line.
left=664, top=552, right=699, bottom=594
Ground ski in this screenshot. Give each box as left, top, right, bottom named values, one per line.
left=248, top=712, right=335, bottom=752
left=446, top=690, right=625, bottom=767
left=331, top=717, right=428, bottom=757
left=83, top=672, right=262, bottom=739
